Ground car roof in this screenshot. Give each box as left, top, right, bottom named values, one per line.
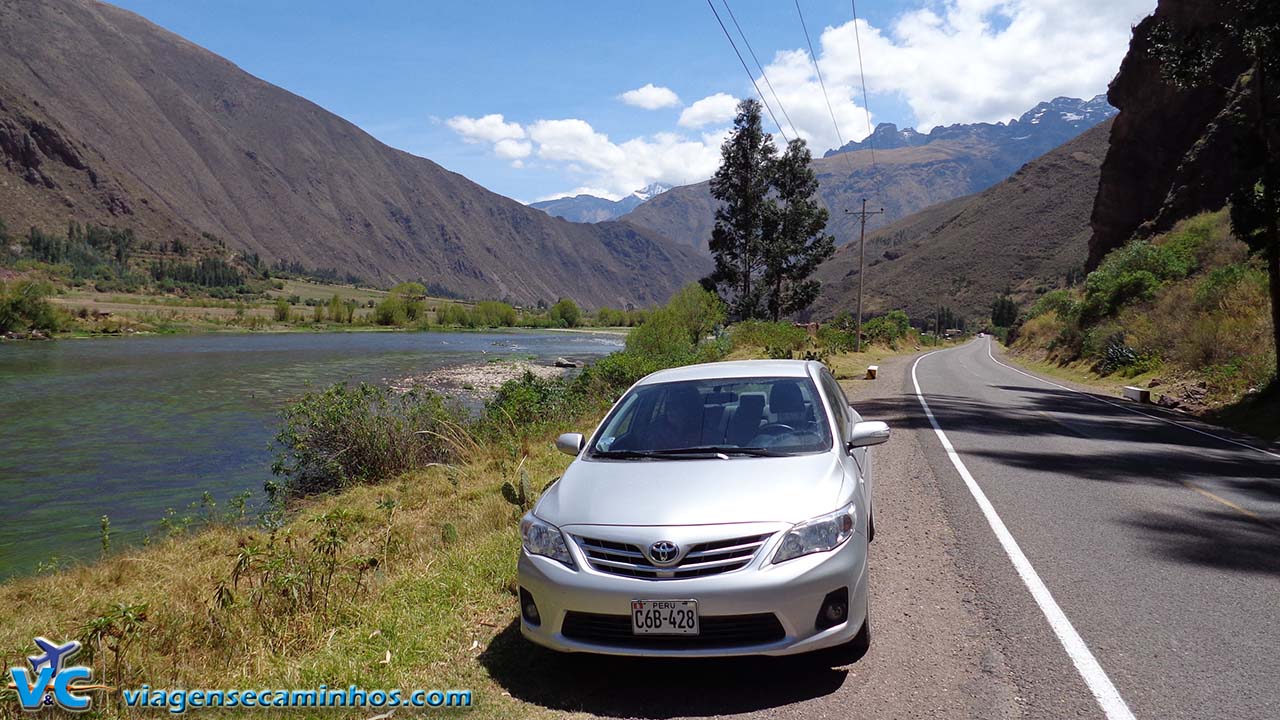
left=634, top=359, right=820, bottom=386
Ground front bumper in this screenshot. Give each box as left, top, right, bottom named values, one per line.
left=517, top=525, right=868, bottom=657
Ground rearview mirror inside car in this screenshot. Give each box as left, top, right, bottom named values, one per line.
left=555, top=432, right=585, bottom=456
left=847, top=421, right=890, bottom=449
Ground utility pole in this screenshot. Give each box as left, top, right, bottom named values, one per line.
left=845, top=199, right=884, bottom=353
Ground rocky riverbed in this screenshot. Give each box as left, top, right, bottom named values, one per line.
left=389, top=359, right=570, bottom=398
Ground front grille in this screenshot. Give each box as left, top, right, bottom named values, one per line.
left=574, top=533, right=773, bottom=580
left=561, top=611, right=785, bottom=649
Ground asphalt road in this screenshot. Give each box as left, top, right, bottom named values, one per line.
left=909, top=337, right=1280, bottom=720
left=485, top=338, right=1278, bottom=719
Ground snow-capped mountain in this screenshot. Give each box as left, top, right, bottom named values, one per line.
left=825, top=95, right=1116, bottom=158
left=531, top=183, right=672, bottom=223
left=632, top=182, right=672, bottom=202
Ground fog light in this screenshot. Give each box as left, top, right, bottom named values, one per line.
left=816, top=587, right=849, bottom=630
left=519, top=587, right=540, bottom=626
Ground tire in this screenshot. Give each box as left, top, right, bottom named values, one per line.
left=868, top=505, right=876, bottom=543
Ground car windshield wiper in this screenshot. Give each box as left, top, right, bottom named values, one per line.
left=591, top=449, right=663, bottom=460
left=591, top=449, right=714, bottom=460
left=649, top=446, right=789, bottom=458
left=591, top=446, right=787, bottom=460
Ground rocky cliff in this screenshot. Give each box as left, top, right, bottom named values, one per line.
left=1087, top=0, right=1250, bottom=268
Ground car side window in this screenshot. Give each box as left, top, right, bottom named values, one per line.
left=819, top=370, right=849, bottom=433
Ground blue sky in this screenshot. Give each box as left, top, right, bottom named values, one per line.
left=108, top=0, right=1155, bottom=203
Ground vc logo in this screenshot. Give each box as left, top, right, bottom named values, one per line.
left=8, top=637, right=107, bottom=712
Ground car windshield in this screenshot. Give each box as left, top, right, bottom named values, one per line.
left=588, top=376, right=832, bottom=458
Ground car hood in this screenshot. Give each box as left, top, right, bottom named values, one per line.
left=535, top=452, right=847, bottom=527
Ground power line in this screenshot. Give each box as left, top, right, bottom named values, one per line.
left=850, top=0, right=885, bottom=204
left=722, top=0, right=800, bottom=140
left=794, top=0, right=846, bottom=156
left=705, top=0, right=791, bottom=143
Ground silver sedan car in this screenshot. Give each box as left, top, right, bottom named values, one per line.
left=517, top=359, right=890, bottom=658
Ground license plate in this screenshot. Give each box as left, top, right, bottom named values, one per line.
left=631, top=599, right=699, bottom=635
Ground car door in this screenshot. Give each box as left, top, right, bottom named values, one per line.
left=819, top=368, right=872, bottom=510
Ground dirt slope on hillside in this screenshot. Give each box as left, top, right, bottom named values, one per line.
left=812, top=120, right=1113, bottom=323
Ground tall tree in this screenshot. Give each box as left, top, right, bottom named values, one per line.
left=991, top=294, right=1018, bottom=327
left=1148, top=0, right=1280, bottom=379
left=762, top=138, right=835, bottom=321
left=706, top=99, right=776, bottom=321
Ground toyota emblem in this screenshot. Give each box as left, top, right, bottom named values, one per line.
left=649, top=540, right=680, bottom=566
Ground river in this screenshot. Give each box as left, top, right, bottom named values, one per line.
left=0, top=329, right=623, bottom=577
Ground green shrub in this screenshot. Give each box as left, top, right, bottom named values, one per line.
left=0, top=279, right=64, bottom=334
left=474, top=300, right=517, bottom=327
left=1194, top=263, right=1268, bottom=311
left=550, top=298, right=581, bottom=328
left=270, top=383, right=467, bottom=498
left=1081, top=240, right=1195, bottom=322
left=1156, top=210, right=1230, bottom=271
left=273, top=298, right=290, bottom=322
left=863, top=309, right=912, bottom=347
left=817, top=325, right=856, bottom=353
left=728, top=320, right=807, bottom=353
left=625, top=309, right=697, bottom=365
left=435, top=302, right=472, bottom=327
left=595, top=306, right=627, bottom=327
left=1028, top=289, right=1080, bottom=321
left=663, top=284, right=726, bottom=344
left=483, top=373, right=586, bottom=436
left=374, top=295, right=407, bottom=325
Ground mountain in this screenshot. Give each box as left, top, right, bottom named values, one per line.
left=825, top=96, right=1115, bottom=158
left=530, top=183, right=671, bottom=223
left=0, top=0, right=707, bottom=308
left=620, top=97, right=1116, bottom=252
left=810, top=118, right=1114, bottom=323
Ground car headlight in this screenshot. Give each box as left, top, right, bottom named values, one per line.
left=520, top=513, right=575, bottom=568
left=772, top=503, right=857, bottom=563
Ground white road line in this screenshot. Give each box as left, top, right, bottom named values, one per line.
left=984, top=338, right=1280, bottom=461
left=911, top=351, right=1136, bottom=720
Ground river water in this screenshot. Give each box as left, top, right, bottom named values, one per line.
left=0, top=330, right=623, bottom=577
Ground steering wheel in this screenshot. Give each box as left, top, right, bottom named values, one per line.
left=755, top=423, right=795, bottom=436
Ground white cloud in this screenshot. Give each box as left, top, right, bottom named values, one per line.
left=492, top=138, right=532, bottom=159
left=446, top=0, right=1156, bottom=197
left=446, top=113, right=726, bottom=197
left=678, top=93, right=741, bottom=128
left=802, top=0, right=1155, bottom=134
left=445, top=113, right=525, bottom=144
left=534, top=186, right=625, bottom=203
left=618, top=84, right=681, bottom=110
left=526, top=119, right=725, bottom=197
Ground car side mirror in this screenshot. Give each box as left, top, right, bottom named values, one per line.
left=847, top=421, right=890, bottom=449
left=555, top=432, right=585, bottom=456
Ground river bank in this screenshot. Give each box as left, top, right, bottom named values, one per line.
left=0, top=329, right=624, bottom=576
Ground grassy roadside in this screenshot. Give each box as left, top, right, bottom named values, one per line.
left=0, top=296, right=934, bottom=718
left=999, top=341, right=1280, bottom=442
left=1002, top=210, right=1277, bottom=441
